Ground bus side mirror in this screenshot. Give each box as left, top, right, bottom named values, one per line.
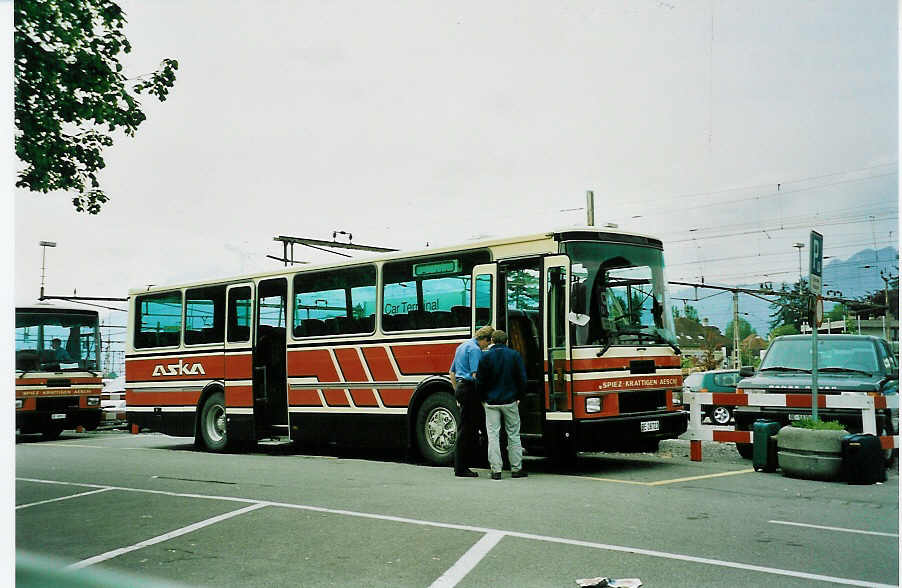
left=568, top=312, right=590, bottom=327
left=739, top=366, right=755, bottom=378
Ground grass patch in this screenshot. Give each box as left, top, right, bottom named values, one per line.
left=790, top=417, right=845, bottom=430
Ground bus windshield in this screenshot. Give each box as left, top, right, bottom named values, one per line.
left=566, top=241, right=677, bottom=348
left=15, top=309, right=100, bottom=372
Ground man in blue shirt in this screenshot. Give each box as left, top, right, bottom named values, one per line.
left=476, top=330, right=528, bottom=480
left=450, top=325, right=494, bottom=477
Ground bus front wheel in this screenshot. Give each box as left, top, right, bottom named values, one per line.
left=41, top=426, right=63, bottom=441
left=200, top=392, right=228, bottom=452
left=416, top=392, right=458, bottom=466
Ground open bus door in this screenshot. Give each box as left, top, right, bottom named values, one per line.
left=224, top=283, right=254, bottom=443
left=494, top=257, right=544, bottom=439
left=254, top=278, right=289, bottom=442
left=471, top=263, right=496, bottom=332
left=543, top=255, right=571, bottom=418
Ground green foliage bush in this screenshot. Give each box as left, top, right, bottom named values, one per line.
left=790, top=417, right=845, bottom=430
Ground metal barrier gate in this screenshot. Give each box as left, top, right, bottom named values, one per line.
left=683, top=391, right=899, bottom=462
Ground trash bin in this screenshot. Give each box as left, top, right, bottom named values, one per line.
left=753, top=419, right=781, bottom=472
left=841, top=433, right=886, bottom=485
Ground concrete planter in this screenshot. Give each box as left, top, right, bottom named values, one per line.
left=776, top=425, right=848, bottom=481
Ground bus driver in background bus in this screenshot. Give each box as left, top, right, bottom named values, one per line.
left=49, top=338, right=72, bottom=363
left=450, top=325, right=494, bottom=478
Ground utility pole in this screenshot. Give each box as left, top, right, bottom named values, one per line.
left=39, top=240, right=57, bottom=300
left=884, top=281, right=888, bottom=340
left=586, top=190, right=595, bottom=226
left=732, top=291, right=741, bottom=368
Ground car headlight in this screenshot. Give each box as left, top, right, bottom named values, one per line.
left=586, top=397, right=601, bottom=413
left=15, top=399, right=23, bottom=409
left=87, top=396, right=100, bottom=406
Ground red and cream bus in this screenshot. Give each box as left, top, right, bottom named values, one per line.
left=15, top=304, right=104, bottom=439
left=125, top=228, right=687, bottom=463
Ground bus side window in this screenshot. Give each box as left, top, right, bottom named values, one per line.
left=227, top=286, right=252, bottom=343
left=185, top=285, right=226, bottom=345
left=293, top=265, right=376, bottom=337
left=135, top=291, right=182, bottom=348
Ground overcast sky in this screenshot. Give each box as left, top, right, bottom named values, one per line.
left=12, top=1, right=899, bottom=329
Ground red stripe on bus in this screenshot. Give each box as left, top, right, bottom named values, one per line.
left=126, top=355, right=225, bottom=380
left=224, top=353, right=253, bottom=379
left=288, top=389, right=321, bottom=406
left=322, top=389, right=350, bottom=406
left=571, top=375, right=681, bottom=394
left=349, top=389, right=379, bottom=407
left=362, top=347, right=397, bottom=381
left=127, top=390, right=202, bottom=406
left=15, top=377, right=102, bottom=386
left=873, top=395, right=887, bottom=409
left=391, top=343, right=457, bottom=375
left=570, top=356, right=680, bottom=371
left=225, top=385, right=253, bottom=407
left=378, top=388, right=413, bottom=408
left=286, top=349, right=340, bottom=381
left=334, top=348, right=368, bottom=382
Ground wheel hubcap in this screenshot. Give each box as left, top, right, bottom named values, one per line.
left=425, top=407, right=456, bottom=454
left=207, top=404, right=225, bottom=442
left=712, top=406, right=730, bottom=424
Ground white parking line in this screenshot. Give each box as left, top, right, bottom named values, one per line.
left=769, top=520, right=898, bottom=538
left=66, top=503, right=267, bottom=570
left=429, top=531, right=504, bottom=588
left=16, top=488, right=113, bottom=510
left=17, top=477, right=896, bottom=587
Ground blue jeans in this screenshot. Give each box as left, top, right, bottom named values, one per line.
left=484, top=401, right=523, bottom=473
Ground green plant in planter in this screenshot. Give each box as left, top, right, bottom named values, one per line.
left=790, top=418, right=845, bottom=431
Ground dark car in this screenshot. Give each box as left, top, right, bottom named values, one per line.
left=733, top=334, right=899, bottom=463
left=679, top=369, right=741, bottom=425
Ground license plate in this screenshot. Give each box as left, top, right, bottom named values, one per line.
left=51, top=413, right=66, bottom=420
left=640, top=420, right=660, bottom=433
left=789, top=413, right=809, bottom=421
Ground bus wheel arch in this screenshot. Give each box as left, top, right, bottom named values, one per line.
left=195, top=383, right=228, bottom=452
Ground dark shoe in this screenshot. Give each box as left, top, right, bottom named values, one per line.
left=455, top=469, right=478, bottom=478
left=511, top=470, right=528, bottom=478
left=490, top=472, right=502, bottom=480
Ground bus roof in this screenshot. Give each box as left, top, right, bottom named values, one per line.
left=128, top=226, right=664, bottom=296
left=16, top=302, right=101, bottom=315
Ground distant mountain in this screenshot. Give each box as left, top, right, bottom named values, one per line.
left=669, top=247, right=898, bottom=336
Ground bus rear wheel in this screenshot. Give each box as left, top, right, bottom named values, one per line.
left=200, top=392, right=228, bottom=452
left=416, top=392, right=458, bottom=466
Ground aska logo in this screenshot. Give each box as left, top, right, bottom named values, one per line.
left=152, top=360, right=206, bottom=377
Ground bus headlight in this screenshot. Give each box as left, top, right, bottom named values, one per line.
left=87, top=396, right=100, bottom=406
left=671, top=390, right=682, bottom=405
left=586, top=397, right=601, bottom=413
left=15, top=399, right=23, bottom=409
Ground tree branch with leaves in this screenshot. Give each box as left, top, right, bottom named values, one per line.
left=15, top=0, right=178, bottom=214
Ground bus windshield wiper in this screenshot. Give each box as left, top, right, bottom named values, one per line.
left=759, top=366, right=812, bottom=373
left=612, top=328, right=681, bottom=355
left=819, top=366, right=873, bottom=377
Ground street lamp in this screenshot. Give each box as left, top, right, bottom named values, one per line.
left=39, top=240, right=57, bottom=300
left=792, top=242, right=805, bottom=284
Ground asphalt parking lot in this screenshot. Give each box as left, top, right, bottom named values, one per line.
left=15, top=430, right=900, bottom=587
